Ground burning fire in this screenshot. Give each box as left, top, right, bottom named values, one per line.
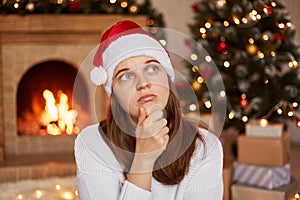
left=40, top=89, right=80, bottom=135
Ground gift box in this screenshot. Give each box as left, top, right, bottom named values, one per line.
left=233, top=162, right=291, bottom=189
left=223, top=161, right=232, bottom=200
left=237, top=134, right=290, bottom=167
left=245, top=120, right=283, bottom=138
left=231, top=177, right=298, bottom=200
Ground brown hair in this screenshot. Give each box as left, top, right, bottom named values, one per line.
left=99, top=84, right=205, bottom=185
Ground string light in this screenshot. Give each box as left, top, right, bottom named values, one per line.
left=224, top=61, right=230, bottom=68
left=199, top=27, right=206, bottom=34
left=293, top=102, right=298, bottom=107
left=242, top=116, right=248, bottom=122
left=271, top=51, right=276, bottom=56
left=277, top=108, right=283, bottom=115
left=34, top=190, right=43, bottom=198
left=14, top=183, right=79, bottom=200
left=242, top=18, right=248, bottom=24
left=159, top=39, right=167, bottom=46
left=228, top=111, right=235, bottom=119
left=288, top=111, right=294, bottom=117
left=278, top=23, right=285, bottom=29
left=191, top=54, right=198, bottom=61
left=189, top=104, right=197, bottom=111
left=129, top=5, right=139, bottom=14
left=256, top=14, right=261, bottom=20
left=262, top=34, right=269, bottom=41
left=205, top=22, right=211, bottom=28
left=220, top=90, right=226, bottom=97
left=257, top=51, right=264, bottom=58
left=223, top=21, right=229, bottom=27
left=192, top=66, right=198, bottom=72
left=248, top=38, right=254, bottom=44
left=120, top=1, right=128, bottom=8
left=197, top=76, right=204, bottom=83
left=14, top=3, right=19, bottom=8
left=204, top=100, right=212, bottom=108
left=55, top=184, right=61, bottom=190
left=205, top=55, right=212, bottom=62
left=233, top=16, right=240, bottom=24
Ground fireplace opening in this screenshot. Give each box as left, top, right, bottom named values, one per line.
left=17, top=60, right=90, bottom=136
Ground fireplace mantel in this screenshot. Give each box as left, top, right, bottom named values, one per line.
left=0, top=14, right=147, bottom=162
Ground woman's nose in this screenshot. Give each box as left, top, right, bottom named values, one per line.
left=136, top=76, right=151, bottom=90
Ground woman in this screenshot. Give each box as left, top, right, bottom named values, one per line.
left=74, top=20, right=223, bottom=199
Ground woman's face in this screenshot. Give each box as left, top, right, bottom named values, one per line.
left=112, top=56, right=170, bottom=120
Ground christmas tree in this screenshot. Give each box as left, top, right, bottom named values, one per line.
left=188, top=0, right=300, bottom=131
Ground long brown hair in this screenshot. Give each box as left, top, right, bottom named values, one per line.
left=99, top=83, right=205, bottom=185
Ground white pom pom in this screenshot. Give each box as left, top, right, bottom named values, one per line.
left=90, top=67, right=108, bottom=86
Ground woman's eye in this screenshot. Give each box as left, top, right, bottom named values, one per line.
left=120, top=73, right=133, bottom=81
left=147, top=65, right=158, bottom=73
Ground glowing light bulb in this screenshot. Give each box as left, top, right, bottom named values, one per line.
left=189, top=104, right=197, bottom=111
left=288, top=111, right=294, bottom=117
left=199, top=27, right=206, bottom=34
left=242, top=116, right=248, bottom=122
left=293, top=102, right=298, bottom=107
left=204, top=100, right=212, bottom=108
left=228, top=111, right=235, bottom=119
left=277, top=108, right=283, bottom=115
left=224, top=61, right=230, bottom=68
left=205, top=55, right=212, bottom=62
left=259, top=118, right=268, bottom=127
left=205, top=22, right=211, bottom=28
left=191, top=54, right=198, bottom=61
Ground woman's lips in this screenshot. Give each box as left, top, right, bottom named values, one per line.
left=138, top=94, right=157, bottom=103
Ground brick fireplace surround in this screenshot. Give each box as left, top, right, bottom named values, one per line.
left=0, top=14, right=147, bottom=182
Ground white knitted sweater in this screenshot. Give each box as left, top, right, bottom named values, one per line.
left=74, top=124, right=223, bottom=200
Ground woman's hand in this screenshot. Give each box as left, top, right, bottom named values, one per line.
left=132, top=105, right=170, bottom=172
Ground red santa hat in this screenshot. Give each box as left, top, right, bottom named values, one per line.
left=91, top=20, right=175, bottom=95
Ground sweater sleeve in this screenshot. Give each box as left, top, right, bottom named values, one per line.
left=74, top=126, right=152, bottom=200
left=182, top=131, right=224, bottom=200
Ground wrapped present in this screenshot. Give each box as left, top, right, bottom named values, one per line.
left=237, top=134, right=290, bottom=167
left=223, top=161, right=232, bottom=200
left=233, top=162, right=291, bottom=189
left=245, top=120, right=283, bottom=138
left=231, top=177, right=298, bottom=200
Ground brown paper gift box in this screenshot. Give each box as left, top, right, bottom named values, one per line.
left=231, top=177, right=298, bottom=200
left=237, top=134, right=290, bottom=167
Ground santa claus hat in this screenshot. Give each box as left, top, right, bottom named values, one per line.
left=91, top=20, right=175, bottom=95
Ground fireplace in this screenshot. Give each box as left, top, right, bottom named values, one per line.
left=17, top=60, right=88, bottom=136
left=0, top=14, right=147, bottom=182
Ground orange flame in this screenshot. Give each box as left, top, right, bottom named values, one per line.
left=40, top=89, right=79, bottom=135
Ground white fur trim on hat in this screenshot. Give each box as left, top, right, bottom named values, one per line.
left=90, top=67, right=108, bottom=86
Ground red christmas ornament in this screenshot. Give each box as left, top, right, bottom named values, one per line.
left=296, top=117, right=300, bottom=128
left=192, top=3, right=201, bottom=13
left=266, top=6, right=273, bottom=15
left=68, top=0, right=80, bottom=11
left=239, top=97, right=249, bottom=108
left=217, top=41, right=227, bottom=52
left=274, top=34, right=287, bottom=42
